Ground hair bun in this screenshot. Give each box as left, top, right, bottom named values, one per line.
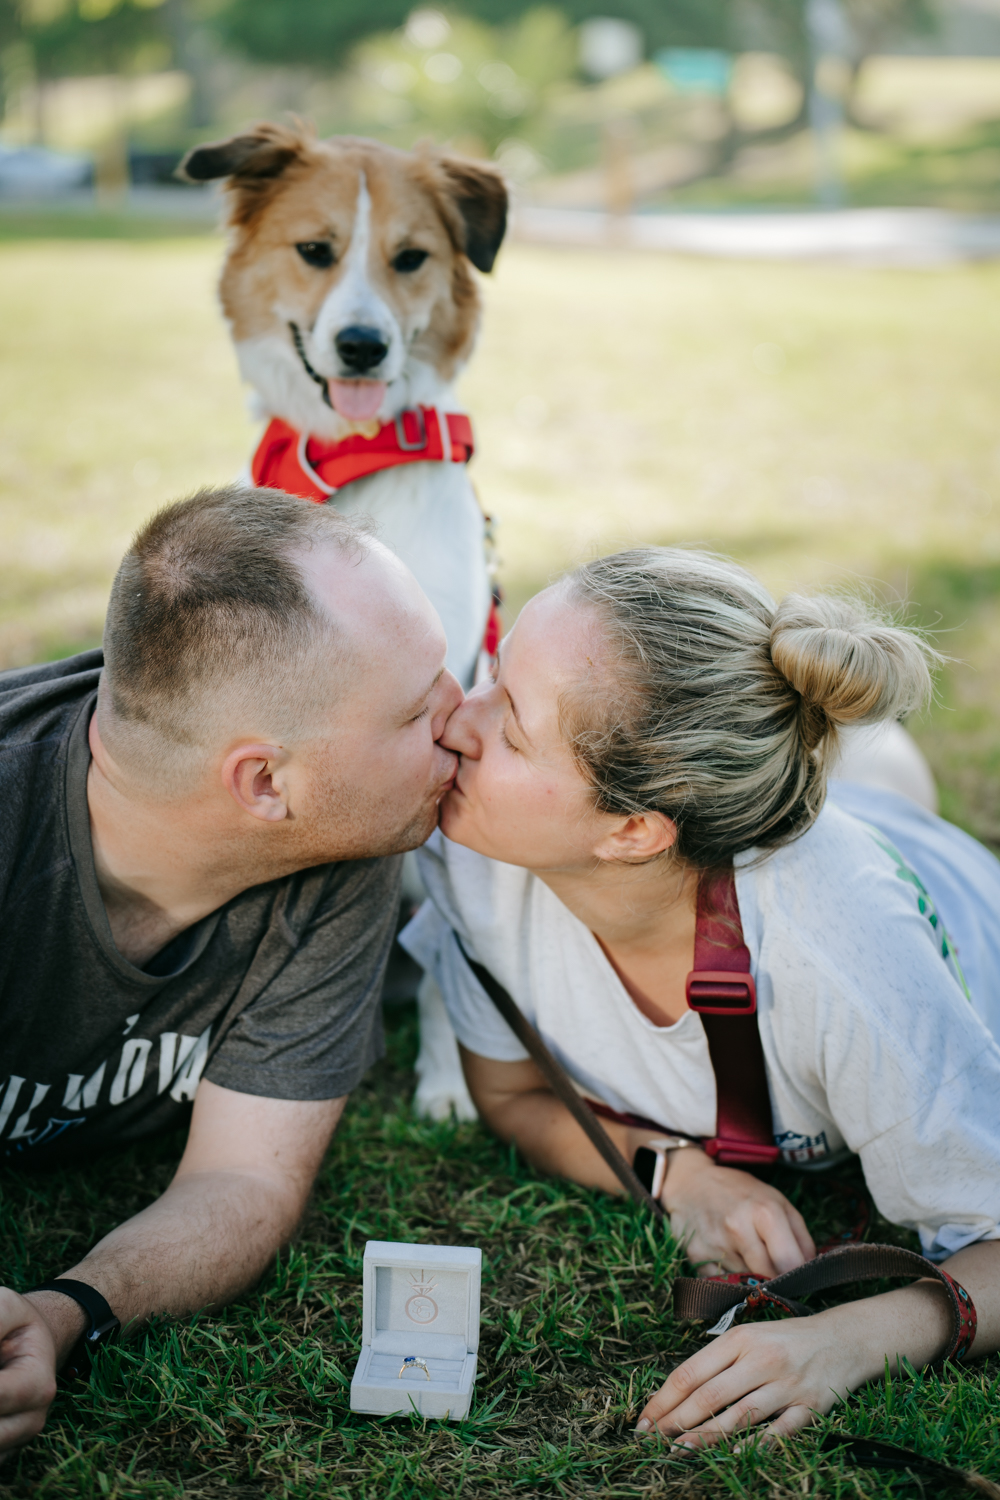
left=769, top=595, right=936, bottom=737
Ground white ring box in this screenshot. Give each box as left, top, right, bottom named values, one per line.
left=350, top=1241, right=482, bottom=1421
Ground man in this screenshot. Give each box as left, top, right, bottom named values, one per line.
left=0, top=484, right=462, bottom=1451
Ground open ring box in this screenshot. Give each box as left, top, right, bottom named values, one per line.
left=350, top=1241, right=481, bottom=1421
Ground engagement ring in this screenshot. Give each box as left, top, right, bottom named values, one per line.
left=398, top=1356, right=431, bottom=1380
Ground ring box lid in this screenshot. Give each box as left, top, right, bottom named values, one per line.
left=362, top=1241, right=481, bottom=1359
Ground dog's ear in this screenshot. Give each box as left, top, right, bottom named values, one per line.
left=437, top=157, right=508, bottom=273
left=178, top=123, right=308, bottom=184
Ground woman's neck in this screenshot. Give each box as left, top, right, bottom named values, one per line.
left=538, top=858, right=700, bottom=1026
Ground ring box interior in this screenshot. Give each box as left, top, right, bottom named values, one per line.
left=350, top=1241, right=482, bottom=1421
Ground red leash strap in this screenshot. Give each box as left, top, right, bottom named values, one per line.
left=251, top=409, right=474, bottom=501
left=686, top=873, right=779, bottom=1166
left=674, top=1241, right=977, bottom=1363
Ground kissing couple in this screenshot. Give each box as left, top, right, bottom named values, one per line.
left=2, top=483, right=999, bottom=1451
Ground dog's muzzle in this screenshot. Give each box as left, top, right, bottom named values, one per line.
left=334, top=324, right=389, bottom=374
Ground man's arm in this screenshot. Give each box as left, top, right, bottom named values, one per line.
left=461, top=1046, right=813, bottom=1278
left=0, top=1080, right=345, bottom=1453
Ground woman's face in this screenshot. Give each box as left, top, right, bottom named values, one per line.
left=439, top=586, right=614, bottom=870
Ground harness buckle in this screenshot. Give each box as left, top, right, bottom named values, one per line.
left=395, top=408, right=428, bottom=452
left=686, top=970, right=757, bottom=1016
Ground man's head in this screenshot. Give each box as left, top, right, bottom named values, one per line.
left=98, top=484, right=461, bottom=863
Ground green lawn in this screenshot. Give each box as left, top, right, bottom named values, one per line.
left=4, top=1009, right=999, bottom=1500
left=2, top=232, right=1000, bottom=1496
left=2, top=232, right=999, bottom=837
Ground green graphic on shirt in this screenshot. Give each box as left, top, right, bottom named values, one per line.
left=867, top=827, right=970, bottom=999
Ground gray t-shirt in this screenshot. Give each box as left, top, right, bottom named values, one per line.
left=0, top=651, right=400, bottom=1167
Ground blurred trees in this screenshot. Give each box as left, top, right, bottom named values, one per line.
left=12, top=0, right=174, bottom=80
left=352, top=8, right=578, bottom=159
left=217, top=0, right=730, bottom=66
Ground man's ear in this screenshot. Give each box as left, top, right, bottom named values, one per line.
left=593, top=810, right=678, bottom=864
left=178, top=121, right=310, bottom=188
left=434, top=155, right=508, bottom=273
left=222, top=744, right=290, bottom=824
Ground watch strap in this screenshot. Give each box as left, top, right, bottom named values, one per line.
left=29, top=1278, right=120, bottom=1345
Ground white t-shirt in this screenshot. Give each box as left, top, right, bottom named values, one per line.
left=402, top=790, right=1000, bottom=1261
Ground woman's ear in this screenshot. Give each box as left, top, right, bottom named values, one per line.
left=592, top=811, right=678, bottom=864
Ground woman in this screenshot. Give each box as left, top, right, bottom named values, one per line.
left=402, top=547, right=1000, bottom=1446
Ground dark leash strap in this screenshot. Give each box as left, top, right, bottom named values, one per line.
left=459, top=944, right=666, bottom=1218
left=820, top=1435, right=1000, bottom=1497
left=673, top=1240, right=977, bottom=1363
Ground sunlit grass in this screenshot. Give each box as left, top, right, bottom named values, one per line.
left=2, top=235, right=1000, bottom=837
left=2, top=230, right=1000, bottom=1493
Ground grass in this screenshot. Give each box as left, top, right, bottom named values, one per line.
left=3, top=239, right=1000, bottom=843
left=3, top=1007, right=999, bottom=1500
left=2, top=231, right=1000, bottom=1492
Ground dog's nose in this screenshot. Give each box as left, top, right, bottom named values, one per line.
left=335, top=325, right=389, bottom=374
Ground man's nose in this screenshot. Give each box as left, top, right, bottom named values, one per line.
left=335, top=325, right=388, bottom=374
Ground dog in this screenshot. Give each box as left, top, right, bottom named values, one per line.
left=180, top=123, right=508, bottom=1120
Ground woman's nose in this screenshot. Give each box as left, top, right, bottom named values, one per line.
left=439, top=684, right=487, bottom=758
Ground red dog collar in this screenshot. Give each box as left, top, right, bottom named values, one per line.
left=251, top=407, right=474, bottom=503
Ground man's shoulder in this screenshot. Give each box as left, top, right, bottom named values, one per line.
left=0, top=650, right=103, bottom=747
left=264, top=851, right=403, bottom=941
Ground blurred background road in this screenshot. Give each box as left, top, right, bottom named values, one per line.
left=1, top=0, right=999, bottom=841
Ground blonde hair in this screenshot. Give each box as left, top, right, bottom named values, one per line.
left=562, top=547, right=937, bottom=868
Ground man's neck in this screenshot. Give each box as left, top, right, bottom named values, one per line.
left=86, top=722, right=279, bottom=967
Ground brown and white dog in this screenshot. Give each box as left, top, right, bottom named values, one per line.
left=180, top=122, right=506, bottom=687
left=180, top=124, right=508, bottom=1118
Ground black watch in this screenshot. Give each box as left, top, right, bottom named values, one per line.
left=29, top=1278, right=120, bottom=1381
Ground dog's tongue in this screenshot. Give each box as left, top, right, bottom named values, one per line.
left=329, top=380, right=387, bottom=422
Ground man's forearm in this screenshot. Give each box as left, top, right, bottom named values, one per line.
left=28, top=1168, right=303, bottom=1356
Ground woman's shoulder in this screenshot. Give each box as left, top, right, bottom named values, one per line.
left=736, top=796, right=972, bottom=1007
left=736, top=798, right=940, bottom=964
left=739, top=796, right=903, bottom=891
left=415, top=830, right=538, bottom=939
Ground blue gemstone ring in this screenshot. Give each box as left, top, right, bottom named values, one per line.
left=398, top=1355, right=431, bottom=1380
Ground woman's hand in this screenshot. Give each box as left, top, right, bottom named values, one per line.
left=635, top=1310, right=865, bottom=1448
left=637, top=1274, right=963, bottom=1449
left=660, top=1147, right=814, bottom=1279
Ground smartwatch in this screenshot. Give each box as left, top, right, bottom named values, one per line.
left=633, top=1135, right=696, bottom=1199
left=29, top=1278, right=120, bottom=1380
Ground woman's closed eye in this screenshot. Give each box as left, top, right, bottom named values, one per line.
left=500, top=723, right=518, bottom=752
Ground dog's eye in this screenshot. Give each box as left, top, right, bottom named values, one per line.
left=295, top=241, right=335, bottom=269
left=392, top=248, right=429, bottom=274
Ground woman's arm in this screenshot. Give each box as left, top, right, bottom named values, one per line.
left=637, top=1238, right=1000, bottom=1447
left=460, top=1047, right=813, bottom=1277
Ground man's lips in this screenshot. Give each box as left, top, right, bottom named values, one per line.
left=435, top=760, right=460, bottom=801
left=328, top=379, right=387, bottom=421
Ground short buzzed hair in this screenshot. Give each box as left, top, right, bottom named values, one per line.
left=101, top=484, right=368, bottom=776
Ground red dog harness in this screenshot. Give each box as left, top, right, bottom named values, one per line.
left=251, top=408, right=475, bottom=501
left=250, top=408, right=501, bottom=662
